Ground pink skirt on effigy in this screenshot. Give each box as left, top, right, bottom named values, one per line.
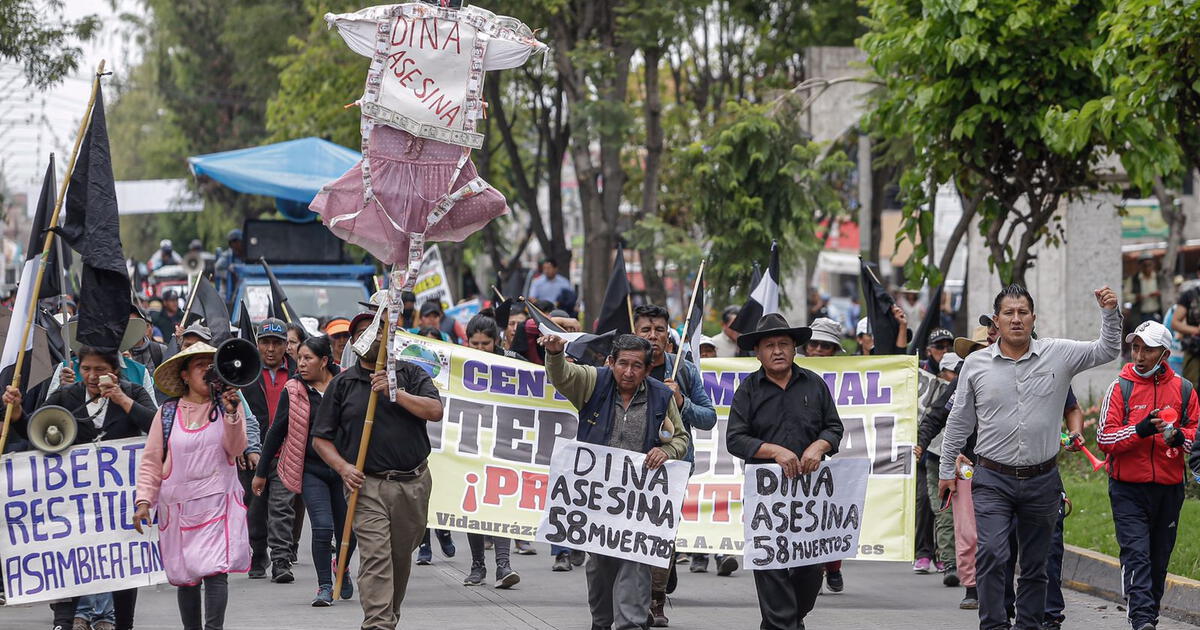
left=311, top=124, right=509, bottom=265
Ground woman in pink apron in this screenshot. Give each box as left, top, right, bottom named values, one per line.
left=133, top=342, right=250, bottom=630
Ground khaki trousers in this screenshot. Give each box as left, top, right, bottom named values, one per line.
left=352, top=469, right=432, bottom=630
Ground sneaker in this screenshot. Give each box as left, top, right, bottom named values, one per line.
left=690, top=554, right=709, bottom=573
left=416, top=544, right=433, bottom=565
left=436, top=530, right=456, bottom=558
left=271, top=562, right=294, bottom=583
left=311, top=586, right=333, bottom=607
left=340, top=573, right=354, bottom=600
left=825, top=570, right=844, bottom=593
left=649, top=592, right=669, bottom=627
left=464, top=562, right=486, bottom=586
left=716, top=555, right=739, bottom=576
left=674, top=553, right=690, bottom=564
left=248, top=566, right=267, bottom=579
left=934, top=560, right=946, bottom=573
left=71, top=619, right=89, bottom=630
left=960, top=586, right=979, bottom=610
left=514, top=540, right=537, bottom=555
left=943, top=568, right=960, bottom=587
left=495, top=563, right=520, bottom=589
left=552, top=552, right=572, bottom=572
left=1134, top=624, right=1157, bottom=630
left=569, top=549, right=587, bottom=566
left=92, top=623, right=114, bottom=630
left=913, top=557, right=933, bottom=574
left=1041, top=622, right=1063, bottom=630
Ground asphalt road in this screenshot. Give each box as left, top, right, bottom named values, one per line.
left=3, top=540, right=1196, bottom=629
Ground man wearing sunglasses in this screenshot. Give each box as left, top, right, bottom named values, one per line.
left=922, top=328, right=954, bottom=374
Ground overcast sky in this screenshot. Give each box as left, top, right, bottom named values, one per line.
left=6, top=0, right=140, bottom=213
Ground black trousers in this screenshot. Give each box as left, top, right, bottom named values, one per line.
left=972, top=465, right=1061, bottom=630
left=50, top=588, right=137, bottom=629
left=1110, top=479, right=1184, bottom=628
left=752, top=564, right=823, bottom=630
left=915, top=458, right=935, bottom=560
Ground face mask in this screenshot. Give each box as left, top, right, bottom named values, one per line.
left=1132, top=351, right=1165, bottom=378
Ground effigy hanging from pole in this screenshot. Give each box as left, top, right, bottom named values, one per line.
left=311, top=1, right=547, bottom=290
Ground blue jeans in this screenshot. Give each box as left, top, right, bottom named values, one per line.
left=76, top=592, right=116, bottom=624
left=302, top=464, right=356, bottom=588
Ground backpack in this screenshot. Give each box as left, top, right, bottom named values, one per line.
left=160, top=399, right=179, bottom=463
left=1118, top=376, right=1194, bottom=426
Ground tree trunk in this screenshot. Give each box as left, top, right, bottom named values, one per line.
left=1153, top=175, right=1188, bottom=306
left=637, top=45, right=667, bottom=308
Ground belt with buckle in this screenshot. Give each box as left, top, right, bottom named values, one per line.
left=977, top=456, right=1057, bottom=480
left=369, top=462, right=428, bottom=481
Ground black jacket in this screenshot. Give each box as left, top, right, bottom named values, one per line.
left=41, top=380, right=157, bottom=443
left=917, top=378, right=977, bottom=460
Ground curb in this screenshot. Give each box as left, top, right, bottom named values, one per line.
left=1063, top=544, right=1200, bottom=626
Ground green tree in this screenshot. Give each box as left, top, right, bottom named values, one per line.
left=862, top=0, right=1113, bottom=288
left=1043, top=0, right=1200, bottom=303
left=680, top=98, right=853, bottom=301
left=0, top=0, right=99, bottom=88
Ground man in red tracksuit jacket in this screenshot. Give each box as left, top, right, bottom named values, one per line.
left=1097, top=321, right=1198, bottom=630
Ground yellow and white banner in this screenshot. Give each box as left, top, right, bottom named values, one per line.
left=395, top=332, right=918, bottom=562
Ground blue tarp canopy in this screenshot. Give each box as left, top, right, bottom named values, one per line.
left=187, top=138, right=360, bottom=222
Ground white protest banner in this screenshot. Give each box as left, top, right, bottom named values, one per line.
left=0, top=438, right=167, bottom=605
left=536, top=440, right=689, bottom=568
left=742, top=458, right=871, bottom=571
left=412, top=244, right=453, bottom=310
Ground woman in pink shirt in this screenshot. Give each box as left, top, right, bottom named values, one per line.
left=133, top=342, right=250, bottom=630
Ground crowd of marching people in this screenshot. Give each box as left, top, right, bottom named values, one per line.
left=0, top=255, right=1199, bottom=630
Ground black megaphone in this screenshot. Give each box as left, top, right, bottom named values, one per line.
left=212, top=337, right=263, bottom=389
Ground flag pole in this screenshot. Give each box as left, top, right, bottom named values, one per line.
left=0, top=60, right=106, bottom=454
left=179, top=273, right=202, bottom=329
left=669, top=259, right=706, bottom=381
left=626, top=294, right=634, bottom=333
left=334, top=306, right=390, bottom=599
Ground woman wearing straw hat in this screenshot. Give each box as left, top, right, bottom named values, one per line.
left=133, top=342, right=250, bottom=630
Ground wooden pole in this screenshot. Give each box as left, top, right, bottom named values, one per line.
left=0, top=60, right=105, bottom=454
left=669, top=259, right=706, bottom=381
left=178, top=273, right=202, bottom=331
left=626, top=294, right=634, bottom=333
left=334, top=307, right=390, bottom=599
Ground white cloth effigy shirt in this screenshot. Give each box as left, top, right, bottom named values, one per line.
left=312, top=3, right=547, bottom=288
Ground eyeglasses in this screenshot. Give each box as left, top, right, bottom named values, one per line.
left=930, top=342, right=951, bottom=350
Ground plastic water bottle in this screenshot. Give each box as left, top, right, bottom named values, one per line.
left=959, top=464, right=974, bottom=480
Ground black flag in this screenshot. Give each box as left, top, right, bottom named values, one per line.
left=186, top=276, right=232, bottom=344
left=732, top=242, right=780, bottom=334
left=260, top=257, right=299, bottom=323
left=594, top=245, right=632, bottom=335
left=58, top=85, right=131, bottom=353
left=526, top=300, right=614, bottom=367
left=238, top=300, right=256, bottom=342
left=907, top=283, right=944, bottom=355
left=859, top=258, right=901, bottom=355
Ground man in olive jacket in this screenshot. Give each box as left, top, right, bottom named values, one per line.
left=540, top=333, right=690, bottom=630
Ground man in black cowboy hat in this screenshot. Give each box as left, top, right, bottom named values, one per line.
left=726, top=313, right=844, bottom=630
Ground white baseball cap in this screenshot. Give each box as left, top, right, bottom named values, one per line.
left=1125, top=320, right=1172, bottom=348
left=697, top=334, right=716, bottom=349
left=855, top=317, right=871, bottom=337
left=938, top=352, right=963, bottom=373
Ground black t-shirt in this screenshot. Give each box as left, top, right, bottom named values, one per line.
left=311, top=362, right=441, bottom=473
